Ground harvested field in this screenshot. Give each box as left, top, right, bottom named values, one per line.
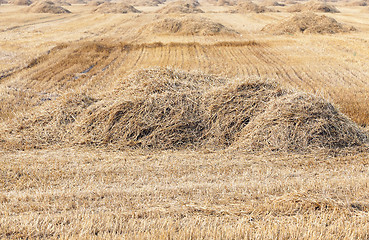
left=288, top=1, right=340, bottom=12
left=140, top=17, right=237, bottom=35
left=91, top=3, right=141, bottom=13
left=262, top=12, right=356, bottom=34
left=1, top=2, right=369, bottom=239
left=25, top=1, right=71, bottom=13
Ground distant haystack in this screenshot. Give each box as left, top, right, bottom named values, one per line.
left=11, top=0, right=32, bottom=5
left=92, top=2, right=141, bottom=13
left=233, top=93, right=368, bottom=152
left=262, top=12, right=356, bottom=34
left=288, top=1, right=340, bottom=12
left=25, top=1, right=71, bottom=13
left=157, top=0, right=204, bottom=13
left=230, top=1, right=273, bottom=13
left=140, top=17, right=238, bottom=35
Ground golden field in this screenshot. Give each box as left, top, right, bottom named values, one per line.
left=1, top=0, right=369, bottom=238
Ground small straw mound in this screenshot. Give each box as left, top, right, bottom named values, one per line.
left=233, top=93, right=368, bottom=152
left=157, top=0, right=204, bottom=13
left=262, top=12, right=356, bottom=34
left=25, top=1, right=71, bottom=13
left=91, top=2, right=141, bottom=13
left=229, top=1, right=273, bottom=13
left=288, top=1, right=340, bottom=13
left=140, top=17, right=238, bottom=36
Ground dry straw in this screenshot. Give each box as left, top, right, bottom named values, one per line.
left=140, top=17, right=238, bottom=36
left=2, top=68, right=367, bottom=152
left=156, top=0, right=204, bottom=14
left=25, top=1, right=71, bottom=13
left=288, top=1, right=340, bottom=13
left=229, top=1, right=273, bottom=13
left=91, top=3, right=141, bottom=14
left=262, top=12, right=356, bottom=35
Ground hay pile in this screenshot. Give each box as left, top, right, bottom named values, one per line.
left=91, top=2, right=141, bottom=13
left=229, top=1, right=273, bottom=13
left=11, top=0, right=32, bottom=5
left=262, top=12, right=356, bottom=34
left=25, top=1, right=71, bottom=13
left=3, top=68, right=368, bottom=152
left=157, top=0, right=204, bottom=13
left=234, top=93, right=368, bottom=152
left=288, top=1, right=340, bottom=12
left=140, top=17, right=238, bottom=36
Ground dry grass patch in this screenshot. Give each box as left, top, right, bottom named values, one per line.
left=262, top=12, right=356, bottom=34
left=1, top=148, right=369, bottom=239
